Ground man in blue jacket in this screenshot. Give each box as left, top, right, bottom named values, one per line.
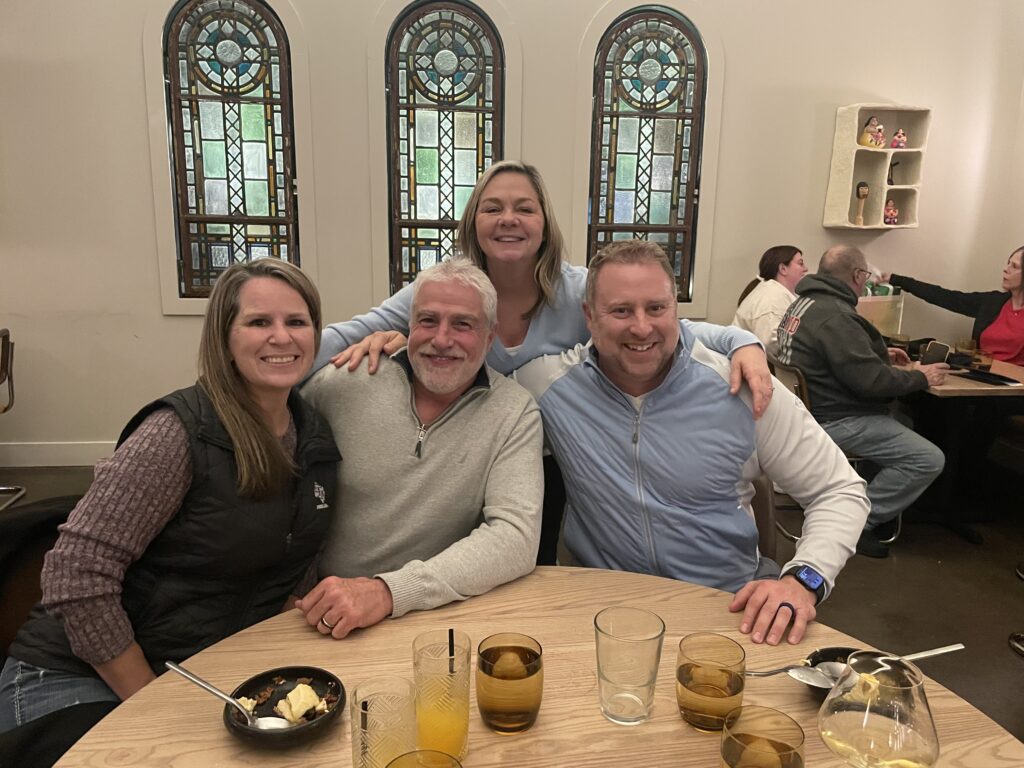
left=515, top=240, right=869, bottom=646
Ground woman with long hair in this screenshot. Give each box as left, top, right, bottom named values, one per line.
left=733, top=245, right=808, bottom=354
left=0, top=259, right=340, bottom=731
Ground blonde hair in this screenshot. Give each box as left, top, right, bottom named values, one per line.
left=455, top=160, right=565, bottom=318
left=585, top=239, right=675, bottom=306
left=198, top=259, right=322, bottom=499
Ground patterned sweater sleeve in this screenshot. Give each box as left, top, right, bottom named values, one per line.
left=41, top=408, right=192, bottom=666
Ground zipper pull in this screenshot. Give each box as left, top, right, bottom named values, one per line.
left=633, top=413, right=640, bottom=444
left=415, top=425, right=427, bottom=458
left=285, top=532, right=293, bottom=552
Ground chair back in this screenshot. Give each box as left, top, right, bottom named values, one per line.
left=0, top=495, right=81, bottom=656
left=0, top=328, right=13, bottom=414
left=767, top=354, right=812, bottom=409
left=750, top=474, right=777, bottom=562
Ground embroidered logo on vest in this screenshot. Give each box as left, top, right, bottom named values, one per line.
left=314, top=481, right=328, bottom=510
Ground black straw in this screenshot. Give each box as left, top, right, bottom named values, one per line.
left=448, top=628, right=455, bottom=674
left=360, top=699, right=369, bottom=757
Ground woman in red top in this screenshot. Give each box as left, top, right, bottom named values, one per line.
left=882, top=246, right=1024, bottom=364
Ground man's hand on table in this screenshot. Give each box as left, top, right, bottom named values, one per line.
left=729, top=344, right=774, bottom=419
left=296, top=576, right=394, bottom=639
left=913, top=361, right=950, bottom=387
left=729, top=577, right=817, bottom=645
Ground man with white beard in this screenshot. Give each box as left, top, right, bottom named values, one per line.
left=298, top=260, right=543, bottom=638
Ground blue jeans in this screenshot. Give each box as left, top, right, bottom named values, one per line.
left=0, top=657, right=119, bottom=733
left=821, top=414, right=944, bottom=529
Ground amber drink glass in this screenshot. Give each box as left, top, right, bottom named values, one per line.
left=476, top=632, right=543, bottom=733
left=721, top=706, right=804, bottom=768
left=676, top=632, right=746, bottom=732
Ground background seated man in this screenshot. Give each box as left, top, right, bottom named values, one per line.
left=516, top=240, right=869, bottom=646
left=775, top=244, right=948, bottom=558
left=298, top=261, right=543, bottom=638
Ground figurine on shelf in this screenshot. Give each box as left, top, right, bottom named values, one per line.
left=854, top=181, right=869, bottom=226
left=858, top=116, right=882, bottom=147
left=871, top=125, right=886, bottom=147
left=884, top=199, right=899, bottom=225
left=890, top=128, right=907, bottom=148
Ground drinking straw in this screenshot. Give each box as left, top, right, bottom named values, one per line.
left=448, top=628, right=455, bottom=674
left=360, top=699, right=369, bottom=759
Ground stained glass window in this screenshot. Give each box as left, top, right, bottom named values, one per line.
left=588, top=8, right=706, bottom=303
left=165, top=0, right=298, bottom=298
left=387, top=1, right=504, bottom=291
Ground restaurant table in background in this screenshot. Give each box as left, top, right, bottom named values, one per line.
left=904, top=360, right=1024, bottom=541
left=55, top=567, right=1023, bottom=767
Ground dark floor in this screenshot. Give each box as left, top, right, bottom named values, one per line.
left=2, top=466, right=1023, bottom=743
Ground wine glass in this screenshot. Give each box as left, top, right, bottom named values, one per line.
left=818, top=650, right=939, bottom=768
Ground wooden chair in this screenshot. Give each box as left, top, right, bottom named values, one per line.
left=0, top=329, right=25, bottom=512
left=0, top=495, right=81, bottom=657
left=750, top=473, right=778, bottom=563
left=766, top=355, right=897, bottom=544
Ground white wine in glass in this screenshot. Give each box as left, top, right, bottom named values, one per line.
left=818, top=651, right=939, bottom=768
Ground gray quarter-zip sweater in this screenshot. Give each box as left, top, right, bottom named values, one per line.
left=300, top=351, right=543, bottom=617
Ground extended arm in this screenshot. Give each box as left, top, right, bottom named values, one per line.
left=889, top=274, right=994, bottom=318
left=311, top=283, right=415, bottom=375
left=42, top=409, right=191, bottom=699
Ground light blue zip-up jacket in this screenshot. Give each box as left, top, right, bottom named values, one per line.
left=516, top=321, right=868, bottom=597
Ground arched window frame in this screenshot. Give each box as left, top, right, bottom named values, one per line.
left=163, top=0, right=301, bottom=299
left=586, top=6, right=712, bottom=310
left=385, top=0, right=505, bottom=292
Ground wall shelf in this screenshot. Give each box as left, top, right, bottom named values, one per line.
left=823, top=103, right=930, bottom=229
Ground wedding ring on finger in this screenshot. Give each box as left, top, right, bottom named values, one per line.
left=776, top=601, right=796, bottom=617
left=319, top=616, right=337, bottom=630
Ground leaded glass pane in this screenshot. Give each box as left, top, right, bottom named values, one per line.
left=387, top=1, right=504, bottom=290
left=165, top=0, right=299, bottom=297
left=587, top=8, right=706, bottom=302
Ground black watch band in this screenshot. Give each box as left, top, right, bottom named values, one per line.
left=782, top=565, right=826, bottom=604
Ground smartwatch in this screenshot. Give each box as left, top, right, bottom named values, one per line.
left=781, top=565, right=826, bottom=604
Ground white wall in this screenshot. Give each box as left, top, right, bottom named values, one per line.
left=2, top=0, right=1022, bottom=465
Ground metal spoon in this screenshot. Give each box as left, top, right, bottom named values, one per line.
left=811, top=643, right=966, bottom=685
left=165, top=661, right=291, bottom=730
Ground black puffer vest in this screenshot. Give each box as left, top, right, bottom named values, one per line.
left=10, top=385, right=340, bottom=677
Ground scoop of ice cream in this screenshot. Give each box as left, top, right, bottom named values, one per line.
left=274, top=682, right=321, bottom=723
left=492, top=651, right=528, bottom=680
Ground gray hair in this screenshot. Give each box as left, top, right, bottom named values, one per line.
left=411, top=259, right=498, bottom=328
left=819, top=245, right=867, bottom=279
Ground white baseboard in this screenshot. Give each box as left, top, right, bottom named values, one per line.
left=0, top=442, right=115, bottom=467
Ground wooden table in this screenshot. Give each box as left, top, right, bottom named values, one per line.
left=925, top=360, right=1024, bottom=397
left=56, top=567, right=1024, bottom=767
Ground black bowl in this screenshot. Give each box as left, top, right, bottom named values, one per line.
left=804, top=646, right=858, bottom=698
left=223, top=665, right=345, bottom=747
